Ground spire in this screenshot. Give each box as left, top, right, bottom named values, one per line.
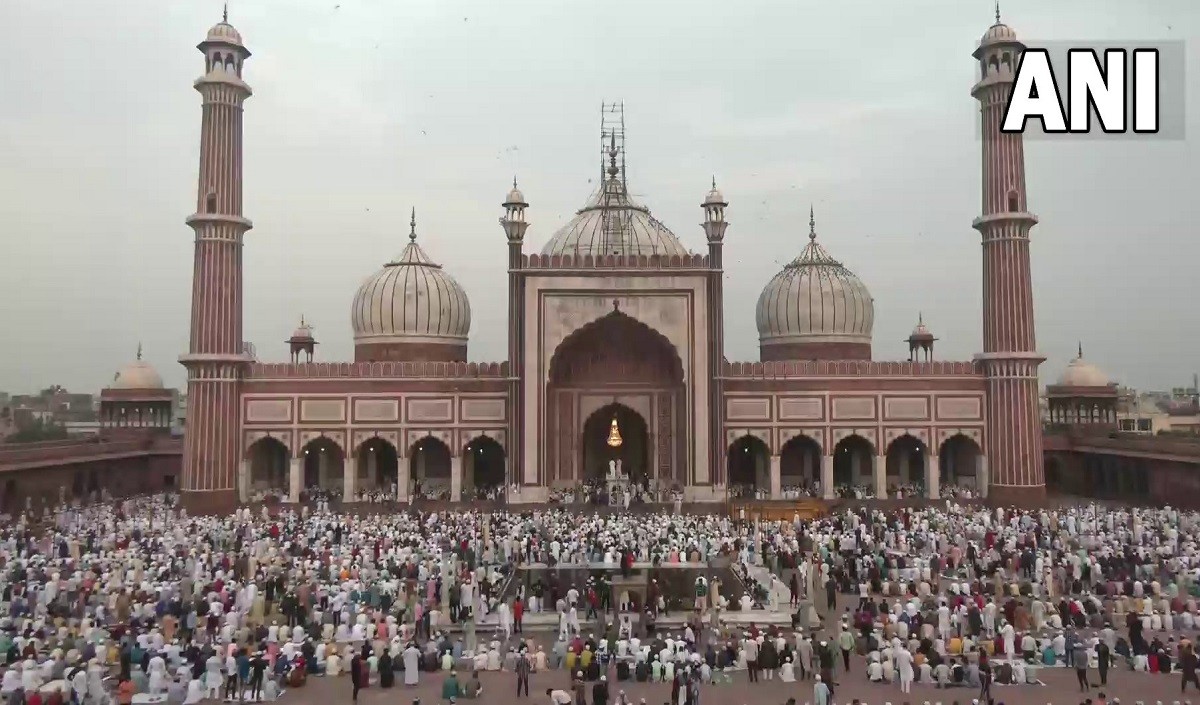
left=1077, top=341, right=1083, bottom=358
left=300, top=314, right=306, bottom=328
left=409, top=207, right=417, bottom=242
left=994, top=0, right=1001, bottom=24
left=918, top=311, right=924, bottom=326
left=223, top=1, right=229, bottom=23
left=808, top=205, right=817, bottom=241
left=513, top=176, right=518, bottom=190
left=711, top=176, right=717, bottom=190
left=136, top=342, right=143, bottom=361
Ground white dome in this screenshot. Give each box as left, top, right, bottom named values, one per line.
left=539, top=146, right=691, bottom=258
left=111, top=349, right=164, bottom=390
left=1058, top=349, right=1110, bottom=387
left=350, top=222, right=471, bottom=346
left=756, top=212, right=874, bottom=350
left=205, top=21, right=244, bottom=47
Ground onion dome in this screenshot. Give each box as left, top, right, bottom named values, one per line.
left=539, top=138, right=690, bottom=258
left=976, top=3, right=1020, bottom=53
left=350, top=209, right=471, bottom=362
left=288, top=317, right=315, bottom=343
left=756, top=207, right=874, bottom=361
left=505, top=177, right=526, bottom=206
left=202, top=6, right=245, bottom=48
left=110, top=344, right=164, bottom=390
left=1057, top=342, right=1111, bottom=387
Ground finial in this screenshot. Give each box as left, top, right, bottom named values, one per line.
left=918, top=311, right=924, bottom=326
left=136, top=342, right=143, bottom=361
left=994, top=0, right=1000, bottom=24
left=223, top=1, right=229, bottom=23
left=409, top=207, right=417, bottom=242
left=300, top=314, right=306, bottom=328
left=513, top=176, right=518, bottom=190
left=711, top=176, right=717, bottom=190
left=1078, top=341, right=1083, bottom=358
left=808, top=205, right=817, bottom=241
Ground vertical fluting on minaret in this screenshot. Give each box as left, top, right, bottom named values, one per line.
left=180, top=15, right=253, bottom=513
left=971, top=13, right=1045, bottom=501
left=702, top=179, right=728, bottom=488
left=501, top=179, right=529, bottom=486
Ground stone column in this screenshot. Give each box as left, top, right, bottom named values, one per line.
left=821, top=455, right=834, bottom=500
left=769, top=454, right=782, bottom=499
left=450, top=455, right=463, bottom=502
left=926, top=452, right=940, bottom=499
left=873, top=454, right=887, bottom=498
left=977, top=455, right=989, bottom=498
left=397, top=454, right=409, bottom=503
left=344, top=453, right=357, bottom=502
left=237, top=460, right=249, bottom=503
left=288, top=457, right=301, bottom=503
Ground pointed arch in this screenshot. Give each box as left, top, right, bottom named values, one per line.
left=356, top=436, right=399, bottom=492
left=301, top=435, right=344, bottom=492
left=463, top=435, right=505, bottom=498
left=780, top=434, right=821, bottom=490
left=833, top=434, right=874, bottom=491
left=248, top=436, right=289, bottom=492
left=939, top=433, right=982, bottom=489
left=548, top=310, right=684, bottom=386
left=885, top=433, right=927, bottom=487
left=727, top=435, right=769, bottom=497
left=409, top=435, right=452, bottom=498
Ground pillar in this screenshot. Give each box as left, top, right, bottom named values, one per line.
left=927, top=452, right=940, bottom=499
left=288, top=458, right=301, bottom=503
left=397, top=454, right=409, bottom=503
left=977, top=455, right=989, bottom=498
left=769, top=454, right=781, bottom=499
left=821, top=455, right=834, bottom=500
left=450, top=455, right=463, bottom=502
left=237, top=460, right=249, bottom=503
left=873, top=455, right=886, bottom=498
left=344, top=454, right=357, bottom=502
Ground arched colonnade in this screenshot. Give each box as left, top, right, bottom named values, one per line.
left=240, top=430, right=508, bottom=503
left=726, top=430, right=987, bottom=500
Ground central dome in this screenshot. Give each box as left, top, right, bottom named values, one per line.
left=111, top=345, right=165, bottom=390
left=756, top=209, right=874, bottom=361
left=350, top=212, right=471, bottom=362
left=540, top=143, right=691, bottom=258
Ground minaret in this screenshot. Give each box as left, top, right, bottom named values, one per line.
left=702, top=178, right=728, bottom=487
left=971, top=9, right=1045, bottom=503
left=501, top=178, right=529, bottom=489
left=179, top=11, right=253, bottom=513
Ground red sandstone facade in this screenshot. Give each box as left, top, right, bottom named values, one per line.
left=174, top=14, right=1048, bottom=513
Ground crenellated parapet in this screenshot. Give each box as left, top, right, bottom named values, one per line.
left=247, top=361, right=510, bottom=379
left=521, top=253, right=709, bottom=271
left=722, top=359, right=982, bottom=378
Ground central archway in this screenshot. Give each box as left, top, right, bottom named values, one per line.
left=581, top=404, right=649, bottom=484
left=546, top=310, right=685, bottom=486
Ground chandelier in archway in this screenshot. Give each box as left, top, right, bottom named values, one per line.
left=606, top=416, right=623, bottom=448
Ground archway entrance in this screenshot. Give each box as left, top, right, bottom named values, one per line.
left=465, top=435, right=505, bottom=498
left=886, top=434, right=926, bottom=491
left=356, top=437, right=399, bottom=495
left=780, top=434, right=821, bottom=494
left=939, top=434, right=982, bottom=492
left=409, top=436, right=451, bottom=499
left=1044, top=455, right=1064, bottom=493
left=833, top=434, right=875, bottom=495
left=581, top=404, right=649, bottom=485
left=301, top=436, right=344, bottom=493
left=248, top=436, right=289, bottom=495
left=546, top=310, right=685, bottom=487
left=727, top=435, right=769, bottom=498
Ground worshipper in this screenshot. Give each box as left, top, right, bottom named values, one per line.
left=813, top=673, right=831, bottom=705
left=516, top=647, right=532, bottom=697
left=379, top=650, right=395, bottom=688
left=441, top=670, right=461, bottom=704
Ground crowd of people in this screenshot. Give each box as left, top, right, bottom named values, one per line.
left=2, top=491, right=1200, bottom=705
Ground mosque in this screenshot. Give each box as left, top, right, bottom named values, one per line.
left=162, top=11, right=1048, bottom=514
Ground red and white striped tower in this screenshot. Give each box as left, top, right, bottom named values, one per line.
left=971, top=9, right=1045, bottom=504
left=179, top=11, right=253, bottom=514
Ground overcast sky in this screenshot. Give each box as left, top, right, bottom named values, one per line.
left=2, top=0, right=1197, bottom=395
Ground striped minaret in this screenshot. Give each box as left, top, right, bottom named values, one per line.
left=971, top=11, right=1045, bottom=504
left=180, top=12, right=253, bottom=514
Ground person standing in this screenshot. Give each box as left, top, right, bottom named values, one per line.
left=516, top=648, right=531, bottom=697
left=514, top=597, right=525, bottom=634
left=350, top=650, right=364, bottom=703
left=837, top=626, right=855, bottom=672
left=1073, top=639, right=1090, bottom=692
left=1181, top=640, right=1199, bottom=692
left=813, top=674, right=831, bottom=705
left=248, top=651, right=267, bottom=702
left=1096, top=639, right=1111, bottom=687
left=591, top=675, right=608, bottom=705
